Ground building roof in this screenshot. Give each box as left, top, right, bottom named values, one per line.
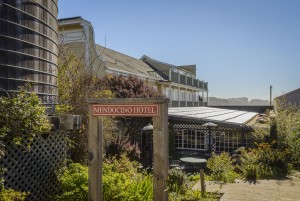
left=169, top=107, right=258, bottom=129
left=276, top=88, right=300, bottom=105
left=141, top=55, right=196, bottom=75
left=58, top=16, right=92, bottom=26
left=276, top=88, right=300, bottom=99
left=96, top=46, right=163, bottom=79
left=58, top=16, right=82, bottom=22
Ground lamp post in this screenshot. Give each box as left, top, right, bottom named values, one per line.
left=202, top=122, right=218, bottom=155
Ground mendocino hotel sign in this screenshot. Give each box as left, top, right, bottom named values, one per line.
left=92, top=104, right=159, bottom=117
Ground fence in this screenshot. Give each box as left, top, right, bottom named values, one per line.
left=1, top=131, right=68, bottom=201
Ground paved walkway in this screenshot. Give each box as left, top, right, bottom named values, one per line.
left=193, top=172, right=300, bottom=201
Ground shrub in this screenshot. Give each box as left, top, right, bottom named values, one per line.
left=188, top=174, right=200, bottom=182
left=0, top=89, right=50, bottom=148
left=54, top=163, right=88, bottom=201
left=55, top=155, right=152, bottom=201
left=104, top=154, right=141, bottom=176
left=0, top=188, right=28, bottom=201
left=168, top=168, right=188, bottom=194
left=126, top=175, right=153, bottom=201
left=242, top=100, right=300, bottom=180
left=103, top=154, right=153, bottom=200
left=252, top=100, right=300, bottom=173
left=238, top=149, right=259, bottom=180
left=169, top=189, right=219, bottom=201
left=239, top=142, right=293, bottom=180
left=103, top=168, right=152, bottom=201
left=206, top=152, right=237, bottom=183
left=0, top=89, right=50, bottom=192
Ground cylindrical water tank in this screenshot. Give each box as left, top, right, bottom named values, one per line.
left=0, top=0, right=58, bottom=106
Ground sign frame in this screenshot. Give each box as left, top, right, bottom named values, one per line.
left=87, top=98, right=169, bottom=201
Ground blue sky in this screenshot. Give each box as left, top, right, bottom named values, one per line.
left=58, top=0, right=300, bottom=100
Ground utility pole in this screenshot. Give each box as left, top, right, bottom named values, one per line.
left=270, top=85, right=272, bottom=105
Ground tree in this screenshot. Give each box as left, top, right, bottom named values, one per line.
left=57, top=45, right=114, bottom=164
left=97, top=75, right=164, bottom=136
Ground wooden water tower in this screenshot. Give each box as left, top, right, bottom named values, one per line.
left=0, top=0, right=58, bottom=109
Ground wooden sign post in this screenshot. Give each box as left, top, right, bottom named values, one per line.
left=88, top=98, right=169, bottom=201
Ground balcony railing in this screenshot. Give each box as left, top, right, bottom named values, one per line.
left=180, top=101, right=186, bottom=107
left=148, top=70, right=208, bottom=90
left=171, top=72, right=179, bottom=83
left=187, top=77, right=192, bottom=86
left=147, top=70, right=169, bottom=80
left=171, top=101, right=179, bottom=107
left=171, top=101, right=208, bottom=107
left=187, top=101, right=193, bottom=107
left=179, top=74, right=186, bottom=85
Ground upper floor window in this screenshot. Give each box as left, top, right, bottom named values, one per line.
left=173, top=89, right=179, bottom=101
left=180, top=91, right=185, bottom=101
left=165, top=87, right=171, bottom=98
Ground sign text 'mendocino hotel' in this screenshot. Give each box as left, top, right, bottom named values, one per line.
left=92, top=104, right=159, bottom=117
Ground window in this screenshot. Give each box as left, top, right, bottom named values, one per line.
left=193, top=92, right=198, bottom=102
left=173, top=89, right=179, bottom=101
left=215, top=131, right=241, bottom=153
left=244, top=132, right=253, bottom=148
left=165, top=87, right=170, bottom=98
left=175, top=130, right=206, bottom=150
left=180, top=91, right=185, bottom=101
left=187, top=92, right=192, bottom=101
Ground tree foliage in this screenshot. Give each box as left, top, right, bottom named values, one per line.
left=97, top=75, right=164, bottom=136
left=57, top=45, right=115, bottom=164
left=57, top=45, right=104, bottom=115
